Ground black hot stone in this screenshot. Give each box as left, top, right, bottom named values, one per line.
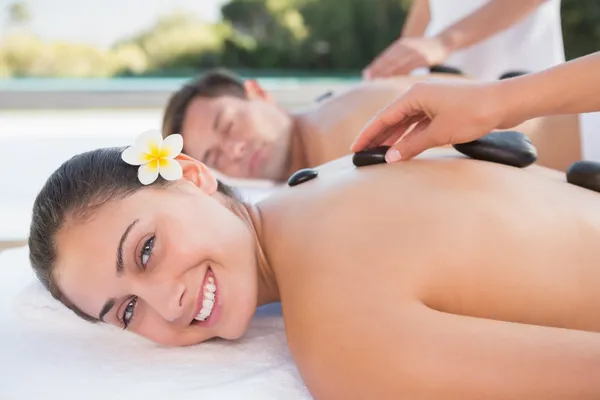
left=287, top=168, right=318, bottom=187
left=452, top=131, right=537, bottom=168
left=499, top=70, right=529, bottom=80
left=566, top=161, right=600, bottom=193
left=429, top=64, right=464, bottom=76
left=352, top=146, right=391, bottom=167
left=315, top=91, right=334, bottom=103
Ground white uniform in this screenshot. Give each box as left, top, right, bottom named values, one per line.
left=424, top=1, right=600, bottom=162
left=424, top=0, right=565, bottom=81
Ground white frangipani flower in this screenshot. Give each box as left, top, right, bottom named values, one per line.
left=121, top=130, right=183, bottom=185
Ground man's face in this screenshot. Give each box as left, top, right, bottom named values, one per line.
left=180, top=94, right=293, bottom=181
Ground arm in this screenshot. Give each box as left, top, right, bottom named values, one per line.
left=436, top=0, right=548, bottom=53
left=363, top=0, right=547, bottom=80
left=307, top=303, right=600, bottom=399
left=312, top=76, right=463, bottom=161
left=401, top=0, right=430, bottom=38
left=352, top=51, right=600, bottom=161
left=499, top=51, right=600, bottom=126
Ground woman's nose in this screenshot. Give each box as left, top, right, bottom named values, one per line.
left=136, top=278, right=187, bottom=323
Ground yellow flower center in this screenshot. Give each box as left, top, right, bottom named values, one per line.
left=142, top=142, right=170, bottom=163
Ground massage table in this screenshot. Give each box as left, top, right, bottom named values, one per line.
left=0, top=245, right=311, bottom=399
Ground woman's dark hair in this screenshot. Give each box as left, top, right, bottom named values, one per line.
left=28, top=147, right=238, bottom=322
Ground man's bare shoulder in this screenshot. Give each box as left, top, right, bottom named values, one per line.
left=298, top=80, right=419, bottom=163
left=305, top=74, right=466, bottom=128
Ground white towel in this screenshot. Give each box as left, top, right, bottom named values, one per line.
left=1, top=247, right=311, bottom=400
left=580, top=112, right=600, bottom=163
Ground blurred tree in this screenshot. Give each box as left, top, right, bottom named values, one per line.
left=221, top=0, right=275, bottom=40
left=221, top=0, right=308, bottom=69
left=110, top=43, right=149, bottom=76
left=1, top=0, right=600, bottom=78
left=0, top=35, right=117, bottom=77
left=219, top=0, right=410, bottom=70
left=8, top=1, right=31, bottom=26
left=0, top=34, right=44, bottom=76
left=561, top=0, right=600, bottom=60
left=222, top=0, right=306, bottom=41
left=0, top=49, right=12, bottom=77
left=297, top=0, right=409, bottom=70
left=116, top=12, right=232, bottom=72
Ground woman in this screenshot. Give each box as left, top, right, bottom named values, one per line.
left=29, top=134, right=600, bottom=398
left=363, top=0, right=564, bottom=81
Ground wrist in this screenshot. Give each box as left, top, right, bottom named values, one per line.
left=490, top=79, right=530, bottom=129
left=435, top=30, right=459, bottom=54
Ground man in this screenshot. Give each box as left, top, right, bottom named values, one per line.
left=162, top=69, right=581, bottom=182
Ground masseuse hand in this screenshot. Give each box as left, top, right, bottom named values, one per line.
left=354, top=52, right=600, bottom=162
left=363, top=37, right=450, bottom=80
left=351, top=80, right=520, bottom=162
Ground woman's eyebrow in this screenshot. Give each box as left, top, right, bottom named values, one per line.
left=98, top=219, right=140, bottom=321
left=99, top=298, right=115, bottom=321
left=116, top=219, right=139, bottom=276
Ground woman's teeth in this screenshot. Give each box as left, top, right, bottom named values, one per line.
left=195, top=276, right=216, bottom=322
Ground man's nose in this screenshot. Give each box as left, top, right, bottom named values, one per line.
left=223, top=139, right=246, bottom=161
left=134, top=277, right=187, bottom=323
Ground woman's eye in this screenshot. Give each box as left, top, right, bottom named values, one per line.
left=140, top=236, right=155, bottom=267
left=122, top=297, right=137, bottom=329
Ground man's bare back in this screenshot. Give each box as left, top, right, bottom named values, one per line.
left=298, top=74, right=582, bottom=172
left=258, top=149, right=600, bottom=398
left=298, top=74, right=462, bottom=166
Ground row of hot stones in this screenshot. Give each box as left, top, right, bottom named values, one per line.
left=287, top=131, right=600, bottom=194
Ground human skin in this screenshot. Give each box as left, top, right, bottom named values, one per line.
left=180, top=73, right=581, bottom=181
left=363, top=0, right=549, bottom=79
left=399, top=0, right=431, bottom=38
left=302, top=76, right=581, bottom=172
left=353, top=52, right=600, bottom=163
left=178, top=74, right=467, bottom=181
left=55, top=148, right=600, bottom=398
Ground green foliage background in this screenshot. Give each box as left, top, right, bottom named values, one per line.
left=1, top=0, right=598, bottom=78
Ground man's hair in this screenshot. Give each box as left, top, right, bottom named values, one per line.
left=162, top=69, right=247, bottom=139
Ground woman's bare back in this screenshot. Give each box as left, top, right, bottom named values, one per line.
left=258, top=149, right=600, bottom=399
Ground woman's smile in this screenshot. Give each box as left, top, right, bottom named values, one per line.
left=191, top=267, right=222, bottom=328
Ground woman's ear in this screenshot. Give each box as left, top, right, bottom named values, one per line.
left=243, top=79, right=274, bottom=102
left=175, top=153, right=218, bottom=194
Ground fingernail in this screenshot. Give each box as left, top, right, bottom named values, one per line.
left=386, top=148, right=402, bottom=163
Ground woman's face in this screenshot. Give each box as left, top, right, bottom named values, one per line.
left=54, top=171, right=258, bottom=346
